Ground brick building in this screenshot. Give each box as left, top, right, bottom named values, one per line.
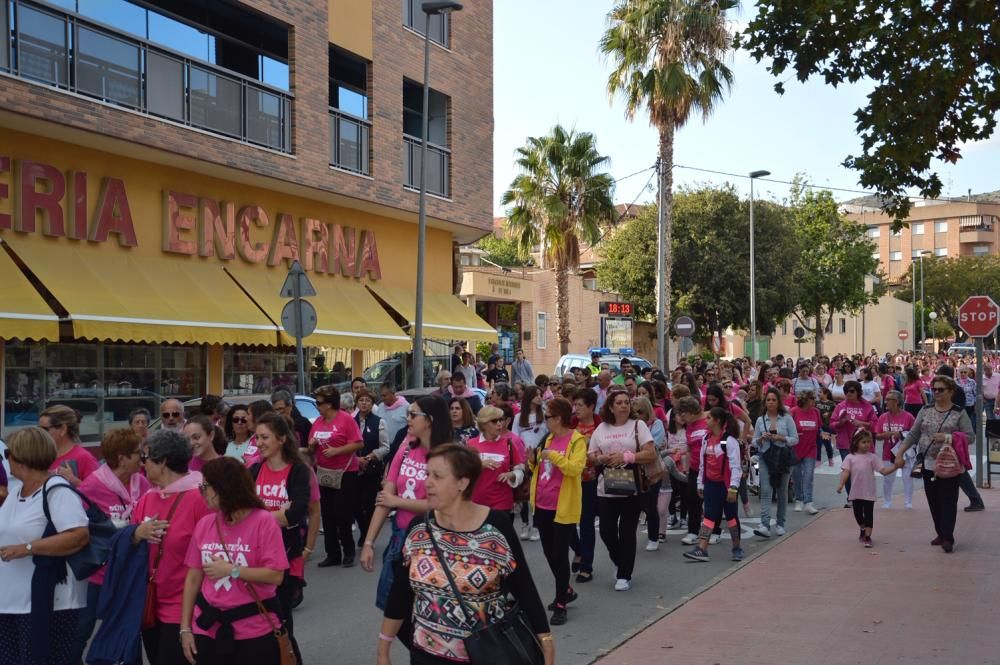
left=0, top=0, right=496, bottom=440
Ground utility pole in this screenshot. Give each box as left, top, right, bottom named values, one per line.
left=656, top=157, right=665, bottom=370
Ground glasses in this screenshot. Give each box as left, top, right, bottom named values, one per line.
left=487, top=418, right=503, bottom=425
left=722, top=383, right=733, bottom=389
left=232, top=416, right=248, bottom=424
left=406, top=411, right=428, bottom=419
left=161, top=411, right=182, bottom=419
left=548, top=382, right=559, bottom=387
left=544, top=414, right=559, bottom=420
left=932, top=387, right=947, bottom=393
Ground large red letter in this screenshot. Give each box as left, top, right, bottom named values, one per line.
left=198, top=199, right=236, bottom=259
left=330, top=224, right=356, bottom=277
left=236, top=205, right=270, bottom=264
left=67, top=171, right=89, bottom=240
left=301, top=218, right=329, bottom=273
left=17, top=160, right=65, bottom=236
left=163, top=190, right=197, bottom=255
left=356, top=229, right=382, bottom=280
left=90, top=178, right=137, bottom=246
left=267, top=213, right=299, bottom=267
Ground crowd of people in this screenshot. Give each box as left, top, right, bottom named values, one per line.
left=0, top=345, right=991, bottom=665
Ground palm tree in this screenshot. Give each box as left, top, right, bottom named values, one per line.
left=601, top=0, right=735, bottom=365
left=501, top=125, right=616, bottom=355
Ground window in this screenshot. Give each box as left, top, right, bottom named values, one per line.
left=871, top=251, right=880, bottom=260
left=935, top=220, right=948, bottom=233
left=781, top=320, right=787, bottom=335
left=75, top=24, right=141, bottom=107
left=867, top=226, right=880, bottom=238
left=582, top=277, right=597, bottom=290
left=460, top=254, right=471, bottom=266
left=839, top=318, right=847, bottom=334
left=912, top=223, right=924, bottom=235
left=891, top=228, right=902, bottom=237
left=935, top=247, right=947, bottom=257
left=536, top=312, right=547, bottom=350
left=329, top=48, right=371, bottom=175
left=825, top=317, right=833, bottom=334
left=973, top=244, right=991, bottom=256
left=404, top=0, right=449, bottom=46
left=17, top=4, right=69, bottom=87
left=911, top=249, right=924, bottom=258
left=403, top=80, right=450, bottom=197
left=890, top=251, right=902, bottom=261
left=1, top=1, right=10, bottom=71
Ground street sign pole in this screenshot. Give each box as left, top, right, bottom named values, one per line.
left=958, top=295, right=1000, bottom=488
left=293, top=276, right=305, bottom=395
left=280, top=261, right=318, bottom=395
left=977, top=338, right=986, bottom=488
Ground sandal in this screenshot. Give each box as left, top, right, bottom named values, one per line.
left=575, top=571, right=593, bottom=583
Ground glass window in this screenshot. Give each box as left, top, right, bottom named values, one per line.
left=973, top=244, right=990, bottom=256
left=403, top=80, right=448, bottom=146
left=77, top=0, right=146, bottom=39
left=911, top=249, right=923, bottom=258
left=404, top=0, right=448, bottom=45
left=867, top=226, right=880, bottom=238
left=935, top=247, right=947, bottom=257
left=330, top=49, right=368, bottom=118
left=839, top=319, right=847, bottom=334
left=247, top=87, right=285, bottom=150
left=261, top=55, right=289, bottom=91
left=871, top=251, right=880, bottom=260
left=224, top=348, right=323, bottom=396
left=781, top=320, right=787, bottom=335
left=912, top=223, right=924, bottom=235
left=890, top=251, right=902, bottom=261
left=17, top=4, right=69, bottom=86
left=148, top=12, right=210, bottom=61
left=536, top=312, right=546, bottom=350
left=935, top=220, right=948, bottom=233
left=147, top=51, right=185, bottom=121
left=189, top=66, right=242, bottom=137
left=0, top=0, right=9, bottom=71
left=75, top=25, right=141, bottom=108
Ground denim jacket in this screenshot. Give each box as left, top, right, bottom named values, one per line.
left=752, top=413, right=799, bottom=454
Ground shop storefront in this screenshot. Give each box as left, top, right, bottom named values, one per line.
left=0, top=130, right=496, bottom=441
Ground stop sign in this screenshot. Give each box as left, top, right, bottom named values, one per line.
left=958, top=295, right=1000, bottom=338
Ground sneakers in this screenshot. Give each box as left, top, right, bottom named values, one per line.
left=805, top=502, right=818, bottom=515
left=680, top=533, right=698, bottom=545
left=683, top=546, right=710, bottom=562
left=904, top=502, right=913, bottom=510
left=520, top=524, right=530, bottom=541
left=709, top=534, right=721, bottom=545
left=731, top=547, right=745, bottom=562
left=550, top=604, right=567, bottom=625
left=658, top=533, right=666, bottom=542
left=882, top=502, right=891, bottom=510
left=753, top=526, right=771, bottom=538
left=794, top=501, right=803, bottom=512
left=614, top=578, right=632, bottom=591
left=645, top=540, right=660, bottom=551
left=775, top=525, right=786, bottom=536
left=666, top=515, right=680, bottom=529
left=964, top=503, right=985, bottom=513
left=863, top=536, right=873, bottom=548
left=530, top=528, right=541, bottom=541
left=679, top=518, right=688, bottom=529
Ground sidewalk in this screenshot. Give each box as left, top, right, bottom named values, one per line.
left=596, top=485, right=1000, bottom=665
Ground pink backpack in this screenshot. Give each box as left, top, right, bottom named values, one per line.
left=934, top=443, right=964, bottom=479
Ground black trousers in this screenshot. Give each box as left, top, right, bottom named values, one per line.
left=685, top=469, right=702, bottom=535
left=923, top=469, right=960, bottom=542
left=669, top=475, right=687, bottom=519
left=354, top=467, right=382, bottom=546
left=320, top=472, right=358, bottom=562
left=194, top=632, right=280, bottom=665
left=958, top=470, right=984, bottom=506
left=533, top=508, right=575, bottom=605
left=852, top=499, right=875, bottom=529
left=142, top=622, right=185, bottom=665
left=643, top=482, right=661, bottom=541
left=597, top=494, right=642, bottom=581
left=275, top=571, right=303, bottom=664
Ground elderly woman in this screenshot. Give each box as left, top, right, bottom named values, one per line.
left=752, top=388, right=799, bottom=538
left=41, top=405, right=99, bottom=486
left=895, top=375, right=973, bottom=552
left=468, top=405, right=525, bottom=516
left=378, top=444, right=553, bottom=665
left=71, top=429, right=150, bottom=664
left=131, top=429, right=211, bottom=665
left=0, top=427, right=90, bottom=665
left=875, top=391, right=916, bottom=509
left=130, top=407, right=152, bottom=441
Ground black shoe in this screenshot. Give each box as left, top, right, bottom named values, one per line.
left=549, top=605, right=567, bottom=626
left=317, top=558, right=340, bottom=568
left=942, top=540, right=954, bottom=553
left=575, top=571, right=593, bottom=584
left=290, top=587, right=304, bottom=610
left=342, top=555, right=356, bottom=568
left=964, top=503, right=985, bottom=512
left=548, top=588, right=578, bottom=610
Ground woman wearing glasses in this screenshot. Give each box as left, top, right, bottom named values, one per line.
left=308, top=385, right=363, bottom=569
left=361, top=396, right=452, bottom=611
left=830, top=380, right=878, bottom=503
left=131, top=429, right=211, bottom=665
left=224, top=407, right=254, bottom=462
left=468, top=406, right=526, bottom=518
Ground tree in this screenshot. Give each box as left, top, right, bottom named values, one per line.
left=787, top=187, right=883, bottom=354
left=501, top=126, right=616, bottom=355
left=476, top=235, right=527, bottom=268
left=601, top=0, right=736, bottom=363
left=897, top=256, right=1000, bottom=340
left=738, top=2, right=1000, bottom=224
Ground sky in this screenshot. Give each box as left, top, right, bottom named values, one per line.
left=492, top=1, right=1000, bottom=215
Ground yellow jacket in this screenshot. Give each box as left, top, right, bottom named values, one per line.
left=529, top=430, right=586, bottom=524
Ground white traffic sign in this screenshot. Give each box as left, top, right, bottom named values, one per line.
left=280, top=260, right=317, bottom=298
left=675, top=316, right=696, bottom=338
left=281, top=299, right=317, bottom=338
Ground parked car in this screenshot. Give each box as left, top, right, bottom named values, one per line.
left=396, top=387, right=487, bottom=404
left=553, top=348, right=652, bottom=379
left=948, top=342, right=977, bottom=356
left=333, top=353, right=449, bottom=393
left=149, top=394, right=319, bottom=430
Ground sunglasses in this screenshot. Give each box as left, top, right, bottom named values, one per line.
left=161, top=411, right=182, bottom=418
left=932, top=387, right=947, bottom=393
left=232, top=416, right=248, bottom=424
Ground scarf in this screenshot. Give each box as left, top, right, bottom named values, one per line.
left=92, top=464, right=144, bottom=521
left=449, top=386, right=477, bottom=400
left=381, top=396, right=409, bottom=411
left=157, top=471, right=203, bottom=499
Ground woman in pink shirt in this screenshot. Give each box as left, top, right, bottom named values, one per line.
left=307, top=385, right=363, bottom=569
left=41, top=405, right=98, bottom=486
left=180, top=457, right=289, bottom=665
left=874, top=391, right=916, bottom=509
left=71, top=428, right=150, bottom=665
left=131, top=429, right=210, bottom=665
left=468, top=406, right=526, bottom=516
left=902, top=366, right=927, bottom=417
left=184, top=416, right=223, bottom=473
left=790, top=392, right=821, bottom=515
left=829, top=380, right=878, bottom=503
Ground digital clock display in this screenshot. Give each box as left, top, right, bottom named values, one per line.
left=600, top=301, right=634, bottom=317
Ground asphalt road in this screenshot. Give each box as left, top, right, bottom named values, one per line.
left=291, top=463, right=909, bottom=664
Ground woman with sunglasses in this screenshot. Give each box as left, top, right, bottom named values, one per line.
left=830, top=380, right=877, bottom=504
left=179, top=457, right=289, bottom=665
left=131, top=429, right=211, bottom=665
left=224, top=407, right=253, bottom=462
left=468, top=406, right=526, bottom=518
left=361, top=395, right=452, bottom=610
left=40, top=405, right=98, bottom=487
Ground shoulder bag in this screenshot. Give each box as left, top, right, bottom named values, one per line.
left=41, top=479, right=117, bottom=580
left=912, top=407, right=956, bottom=478
left=213, top=517, right=297, bottom=665
left=639, top=423, right=666, bottom=488
left=507, top=436, right=531, bottom=503
left=316, top=465, right=345, bottom=489
left=141, top=491, right=184, bottom=630
left=425, top=515, right=543, bottom=665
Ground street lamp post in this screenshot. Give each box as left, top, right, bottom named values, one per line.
left=928, top=311, right=938, bottom=351
left=413, top=1, right=462, bottom=389
left=918, top=250, right=931, bottom=349
left=748, top=170, right=770, bottom=363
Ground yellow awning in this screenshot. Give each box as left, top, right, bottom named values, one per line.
left=7, top=240, right=278, bottom=346
left=225, top=268, right=412, bottom=352
left=367, top=285, right=498, bottom=343
left=0, top=241, right=60, bottom=341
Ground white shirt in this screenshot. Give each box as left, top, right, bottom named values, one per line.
left=0, top=476, right=89, bottom=613
left=861, top=380, right=881, bottom=403
left=588, top=419, right=654, bottom=498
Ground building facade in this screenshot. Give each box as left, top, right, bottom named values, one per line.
left=1, top=0, right=496, bottom=441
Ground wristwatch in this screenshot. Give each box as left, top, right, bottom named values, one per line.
left=230, top=565, right=241, bottom=579
left=25, top=542, right=33, bottom=552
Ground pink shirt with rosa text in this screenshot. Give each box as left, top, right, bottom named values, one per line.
left=875, top=410, right=915, bottom=461
left=184, top=509, right=289, bottom=640
left=310, top=410, right=362, bottom=471
left=468, top=435, right=525, bottom=511
left=534, top=433, right=571, bottom=510
left=50, top=445, right=99, bottom=482
left=386, top=443, right=429, bottom=530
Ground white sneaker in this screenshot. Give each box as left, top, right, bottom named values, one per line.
left=709, top=534, right=721, bottom=545
left=805, top=503, right=818, bottom=515
left=753, top=526, right=770, bottom=538
left=530, top=528, right=540, bottom=541
left=904, top=502, right=913, bottom=510
left=794, top=501, right=803, bottom=512
left=645, top=540, right=659, bottom=551
left=775, top=525, right=786, bottom=536
left=882, top=502, right=892, bottom=510
left=520, top=525, right=530, bottom=541
left=680, top=533, right=698, bottom=545
left=614, top=578, right=632, bottom=591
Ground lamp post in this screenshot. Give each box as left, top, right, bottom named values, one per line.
left=413, top=1, right=462, bottom=389
left=918, top=250, right=931, bottom=349
left=929, top=311, right=938, bottom=352
left=748, top=170, right=770, bottom=363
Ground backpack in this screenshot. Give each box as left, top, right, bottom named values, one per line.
left=933, top=443, right=964, bottom=479
left=42, top=479, right=117, bottom=580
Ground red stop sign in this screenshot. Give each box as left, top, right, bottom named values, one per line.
left=958, top=295, right=1000, bottom=338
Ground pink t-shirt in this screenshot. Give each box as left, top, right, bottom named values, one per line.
left=78, top=470, right=151, bottom=584
left=255, top=463, right=292, bottom=511
left=132, top=488, right=211, bottom=624
left=903, top=382, right=925, bottom=405
left=685, top=418, right=709, bottom=472
left=875, top=410, right=916, bottom=461
left=50, top=445, right=99, bottom=482
left=183, top=509, right=289, bottom=640
left=841, top=452, right=886, bottom=502
left=385, top=443, right=429, bottom=529
left=791, top=406, right=821, bottom=461
left=308, top=467, right=320, bottom=503
left=310, top=411, right=362, bottom=471
left=468, top=435, right=525, bottom=511
left=534, top=433, right=571, bottom=510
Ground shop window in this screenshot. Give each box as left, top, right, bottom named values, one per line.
left=403, top=0, right=449, bottom=46
left=536, top=312, right=547, bottom=350
left=840, top=318, right=847, bottom=333
left=224, top=348, right=336, bottom=396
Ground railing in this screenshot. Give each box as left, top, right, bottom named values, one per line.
left=329, top=108, right=371, bottom=176
left=1, top=0, right=292, bottom=153
left=404, top=134, right=450, bottom=198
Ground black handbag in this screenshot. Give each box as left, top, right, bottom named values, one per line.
left=425, top=514, right=544, bottom=665
left=41, top=480, right=117, bottom=580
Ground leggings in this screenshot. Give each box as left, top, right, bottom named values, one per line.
left=643, top=482, right=662, bottom=541
left=534, top=508, right=575, bottom=604
left=142, top=622, right=185, bottom=665
left=669, top=475, right=687, bottom=519
left=597, top=494, right=642, bottom=581
left=700, top=480, right=740, bottom=545
left=816, top=430, right=835, bottom=461
left=685, top=469, right=702, bottom=535
left=852, top=499, right=874, bottom=529
left=193, top=632, right=280, bottom=665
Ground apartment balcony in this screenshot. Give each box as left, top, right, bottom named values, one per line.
left=404, top=134, right=450, bottom=199
left=1, top=0, right=292, bottom=153
left=328, top=109, right=371, bottom=176
left=959, top=228, right=994, bottom=244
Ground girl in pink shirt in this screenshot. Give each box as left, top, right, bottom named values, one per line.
left=185, top=416, right=223, bottom=473
left=180, top=457, right=289, bottom=664
left=41, top=405, right=98, bottom=486
left=837, top=430, right=896, bottom=548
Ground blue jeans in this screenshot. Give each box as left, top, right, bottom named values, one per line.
left=758, top=460, right=788, bottom=528
left=375, top=518, right=405, bottom=610
left=69, top=581, right=100, bottom=665
left=791, top=455, right=816, bottom=503
left=573, top=479, right=598, bottom=574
